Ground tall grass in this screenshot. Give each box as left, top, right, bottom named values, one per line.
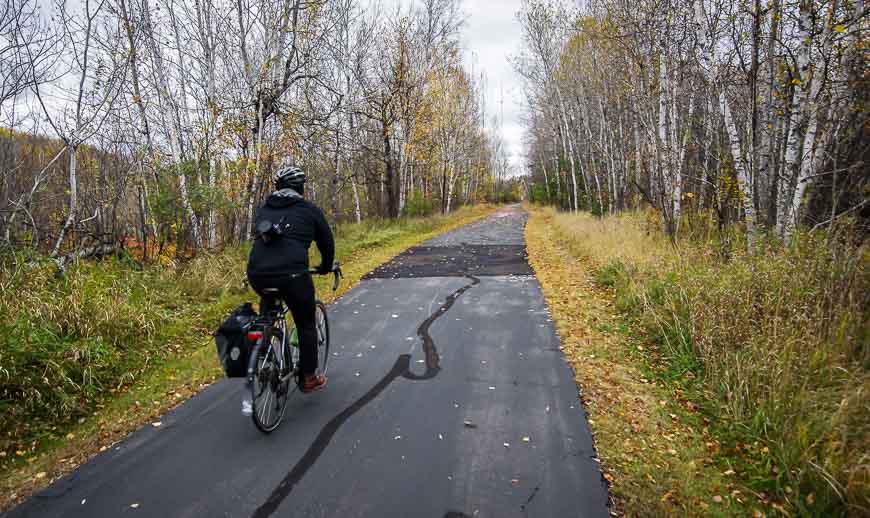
left=0, top=252, right=238, bottom=451
left=0, top=206, right=488, bottom=458
left=544, top=207, right=869, bottom=516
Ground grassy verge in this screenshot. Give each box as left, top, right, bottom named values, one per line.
left=535, top=207, right=870, bottom=516
left=0, top=204, right=495, bottom=511
left=527, top=206, right=755, bottom=517
left=526, top=206, right=869, bottom=517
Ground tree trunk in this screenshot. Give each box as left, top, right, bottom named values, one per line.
left=446, top=164, right=455, bottom=214
left=246, top=104, right=266, bottom=238
left=756, top=0, right=781, bottom=225
left=332, top=128, right=341, bottom=230
left=538, top=152, right=551, bottom=202
left=351, top=174, right=362, bottom=223
left=382, top=121, right=398, bottom=218
left=51, top=143, right=78, bottom=257
left=782, top=1, right=836, bottom=237
left=777, top=2, right=813, bottom=235
left=143, top=0, right=201, bottom=246
left=657, top=54, right=676, bottom=236
left=720, top=91, right=757, bottom=239
left=555, top=90, right=579, bottom=212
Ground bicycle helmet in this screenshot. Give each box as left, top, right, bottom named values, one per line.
left=273, top=166, right=306, bottom=192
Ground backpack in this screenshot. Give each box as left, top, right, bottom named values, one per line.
left=214, top=302, right=258, bottom=378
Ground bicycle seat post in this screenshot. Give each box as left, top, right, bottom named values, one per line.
left=269, top=305, right=285, bottom=321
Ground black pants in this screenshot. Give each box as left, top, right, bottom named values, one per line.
left=249, top=274, right=318, bottom=376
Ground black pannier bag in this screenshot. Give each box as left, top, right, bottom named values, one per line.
left=214, top=302, right=258, bottom=377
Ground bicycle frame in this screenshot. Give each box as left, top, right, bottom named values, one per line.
left=246, top=264, right=342, bottom=382
left=246, top=306, right=292, bottom=384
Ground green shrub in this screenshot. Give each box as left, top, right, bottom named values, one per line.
left=593, top=260, right=627, bottom=288
left=403, top=191, right=435, bottom=218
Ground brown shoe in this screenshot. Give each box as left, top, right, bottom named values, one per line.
left=301, top=373, right=327, bottom=393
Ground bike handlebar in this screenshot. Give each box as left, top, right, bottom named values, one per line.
left=310, top=262, right=343, bottom=291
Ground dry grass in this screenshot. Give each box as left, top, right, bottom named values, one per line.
left=533, top=206, right=870, bottom=517
left=549, top=209, right=674, bottom=270
left=527, top=207, right=757, bottom=517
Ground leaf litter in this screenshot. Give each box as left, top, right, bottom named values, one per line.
left=525, top=208, right=759, bottom=517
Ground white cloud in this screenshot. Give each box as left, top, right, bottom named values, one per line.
left=460, top=0, right=526, bottom=173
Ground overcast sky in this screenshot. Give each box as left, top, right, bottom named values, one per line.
left=460, top=0, right=526, bottom=173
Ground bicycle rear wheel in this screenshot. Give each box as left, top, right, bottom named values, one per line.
left=315, top=301, right=330, bottom=376
left=251, top=330, right=290, bottom=433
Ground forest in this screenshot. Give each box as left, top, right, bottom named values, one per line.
left=0, top=0, right=511, bottom=262
left=517, top=0, right=867, bottom=239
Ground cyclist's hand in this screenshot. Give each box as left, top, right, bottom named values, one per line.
left=315, top=264, right=331, bottom=275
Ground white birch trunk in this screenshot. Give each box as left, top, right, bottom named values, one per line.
left=720, top=91, right=757, bottom=237
left=555, top=86, right=579, bottom=212
left=657, top=54, right=675, bottom=234
left=777, top=3, right=813, bottom=235
left=784, top=83, right=822, bottom=236
left=332, top=126, right=341, bottom=228
left=168, top=4, right=193, bottom=160
left=538, top=152, right=551, bottom=202
left=194, top=0, right=218, bottom=247
left=207, top=157, right=217, bottom=247
left=52, top=143, right=78, bottom=257
left=633, top=113, right=643, bottom=208
left=783, top=2, right=839, bottom=237
left=143, top=0, right=201, bottom=246
left=546, top=108, right=561, bottom=203
left=694, top=0, right=756, bottom=238
left=669, top=87, right=681, bottom=227
left=351, top=174, right=362, bottom=223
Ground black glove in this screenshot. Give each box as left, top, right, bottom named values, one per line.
left=315, top=263, right=331, bottom=275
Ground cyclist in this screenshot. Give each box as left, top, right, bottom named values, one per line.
left=246, top=165, right=335, bottom=393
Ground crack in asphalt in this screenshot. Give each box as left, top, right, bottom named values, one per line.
left=520, top=485, right=540, bottom=515
left=252, top=276, right=480, bottom=518
left=403, top=276, right=480, bottom=380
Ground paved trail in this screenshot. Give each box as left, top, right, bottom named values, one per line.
left=7, top=206, right=608, bottom=518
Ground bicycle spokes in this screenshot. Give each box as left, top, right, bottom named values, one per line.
left=251, top=340, right=290, bottom=433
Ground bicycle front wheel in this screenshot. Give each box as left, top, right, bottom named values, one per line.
left=315, top=301, right=330, bottom=376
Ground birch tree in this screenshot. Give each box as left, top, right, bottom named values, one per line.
left=32, top=0, right=128, bottom=257
left=518, top=0, right=868, bottom=239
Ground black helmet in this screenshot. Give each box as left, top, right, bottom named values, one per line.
left=273, top=166, right=306, bottom=191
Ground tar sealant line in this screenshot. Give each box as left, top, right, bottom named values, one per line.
left=252, top=276, right=480, bottom=518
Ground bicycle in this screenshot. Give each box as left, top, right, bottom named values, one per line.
left=244, top=263, right=342, bottom=433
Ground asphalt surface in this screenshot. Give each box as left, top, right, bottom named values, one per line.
left=7, top=205, right=608, bottom=518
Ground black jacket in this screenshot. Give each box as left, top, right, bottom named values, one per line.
left=246, top=188, right=335, bottom=280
